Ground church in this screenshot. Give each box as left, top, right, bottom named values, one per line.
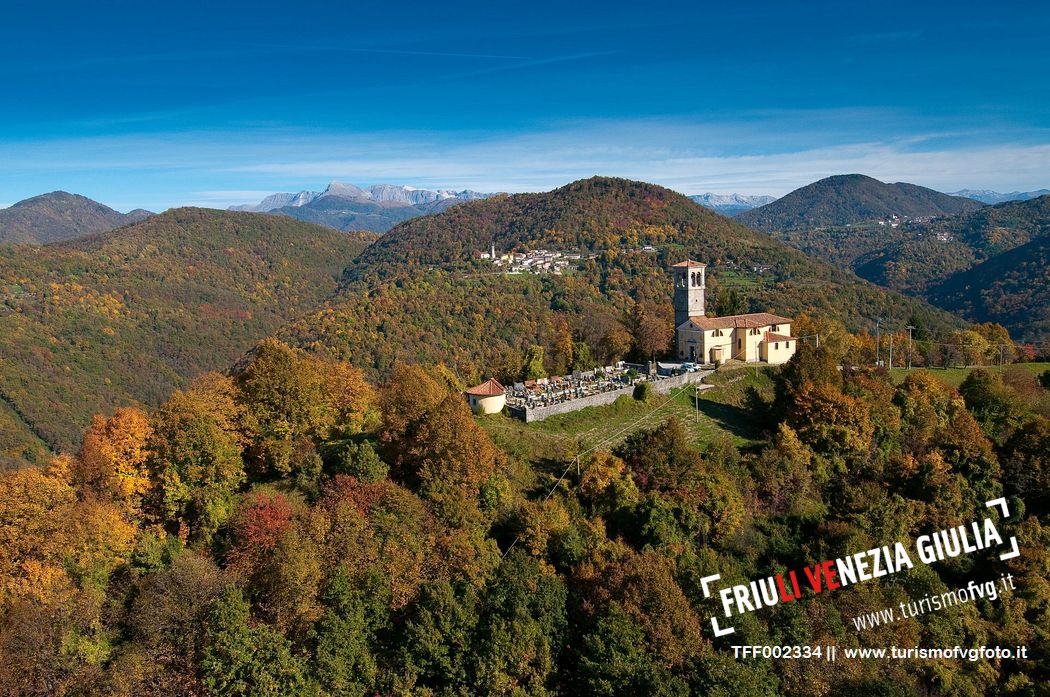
left=672, top=260, right=798, bottom=365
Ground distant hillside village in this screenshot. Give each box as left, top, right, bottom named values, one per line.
left=464, top=259, right=798, bottom=420
left=477, top=244, right=655, bottom=275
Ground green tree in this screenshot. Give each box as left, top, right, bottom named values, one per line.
left=570, top=340, right=597, bottom=372
left=615, top=418, right=700, bottom=493
left=1000, top=416, right=1050, bottom=516
left=713, top=286, right=746, bottom=317
left=200, top=586, right=308, bottom=697
left=576, top=603, right=689, bottom=697
left=397, top=581, right=480, bottom=694
left=958, top=369, right=1029, bottom=441
left=521, top=345, right=547, bottom=381
left=312, top=567, right=386, bottom=697
left=236, top=339, right=330, bottom=476
left=147, top=385, right=246, bottom=545
left=334, top=440, right=388, bottom=483
left=470, top=550, right=567, bottom=696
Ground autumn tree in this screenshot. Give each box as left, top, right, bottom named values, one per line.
left=792, top=313, right=852, bottom=362
left=550, top=315, right=575, bottom=376
left=224, top=490, right=294, bottom=579
left=402, top=394, right=505, bottom=526
left=75, top=407, right=153, bottom=511
left=574, top=544, right=705, bottom=672
left=786, top=382, right=874, bottom=458
left=628, top=301, right=672, bottom=362
left=599, top=324, right=633, bottom=364
left=378, top=363, right=449, bottom=452
left=127, top=551, right=226, bottom=691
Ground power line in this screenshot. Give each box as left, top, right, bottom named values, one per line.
left=499, top=379, right=702, bottom=559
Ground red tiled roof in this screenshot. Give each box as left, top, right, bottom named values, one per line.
left=466, top=378, right=505, bottom=396
left=764, top=332, right=798, bottom=342
left=671, top=259, right=707, bottom=268
left=685, top=312, right=792, bottom=330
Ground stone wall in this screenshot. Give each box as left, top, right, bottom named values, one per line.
left=508, top=370, right=712, bottom=423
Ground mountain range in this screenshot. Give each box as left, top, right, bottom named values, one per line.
left=230, top=182, right=494, bottom=232
left=737, top=174, right=984, bottom=232
left=950, top=188, right=1050, bottom=205
left=0, top=191, right=151, bottom=244
left=687, top=192, right=776, bottom=216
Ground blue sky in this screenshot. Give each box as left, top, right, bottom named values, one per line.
left=1, top=0, right=1048, bottom=211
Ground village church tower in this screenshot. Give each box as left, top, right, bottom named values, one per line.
left=672, top=259, right=706, bottom=328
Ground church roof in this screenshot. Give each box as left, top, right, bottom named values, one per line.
left=671, top=259, right=707, bottom=268
left=466, top=378, right=505, bottom=397
left=685, top=312, right=792, bottom=330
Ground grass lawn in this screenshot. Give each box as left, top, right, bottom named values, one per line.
left=887, top=362, right=1050, bottom=389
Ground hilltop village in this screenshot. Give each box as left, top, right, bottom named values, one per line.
left=465, top=259, right=798, bottom=419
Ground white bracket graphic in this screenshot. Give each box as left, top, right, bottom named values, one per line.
left=700, top=573, right=736, bottom=636
left=986, top=498, right=1021, bottom=561
left=711, top=617, right=735, bottom=637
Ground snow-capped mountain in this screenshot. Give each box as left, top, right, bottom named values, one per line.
left=230, top=190, right=321, bottom=212
left=950, top=189, right=1050, bottom=205
left=688, top=192, right=777, bottom=216
left=230, top=182, right=493, bottom=212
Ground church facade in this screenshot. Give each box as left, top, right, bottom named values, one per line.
left=672, top=260, right=798, bottom=365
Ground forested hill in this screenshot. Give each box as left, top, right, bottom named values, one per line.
left=927, top=234, right=1050, bottom=344
left=854, top=194, right=1050, bottom=294
left=737, top=174, right=983, bottom=232
left=0, top=208, right=374, bottom=464
left=349, top=176, right=760, bottom=275
left=279, top=177, right=964, bottom=383
left=0, top=191, right=152, bottom=244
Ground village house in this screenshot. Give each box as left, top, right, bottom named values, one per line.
left=672, top=259, right=798, bottom=365
left=465, top=378, right=507, bottom=414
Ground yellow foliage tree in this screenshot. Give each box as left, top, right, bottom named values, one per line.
left=76, top=407, right=153, bottom=510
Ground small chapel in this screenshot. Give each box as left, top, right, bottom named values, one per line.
left=672, top=260, right=798, bottom=365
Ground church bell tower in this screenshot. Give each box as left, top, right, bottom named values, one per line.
left=672, top=259, right=706, bottom=328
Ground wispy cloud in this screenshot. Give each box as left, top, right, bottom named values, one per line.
left=1, top=111, right=1047, bottom=210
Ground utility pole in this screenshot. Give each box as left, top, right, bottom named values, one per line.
left=875, top=318, right=882, bottom=367
left=695, top=384, right=700, bottom=423
left=906, top=325, right=915, bottom=370
left=888, top=335, right=894, bottom=369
